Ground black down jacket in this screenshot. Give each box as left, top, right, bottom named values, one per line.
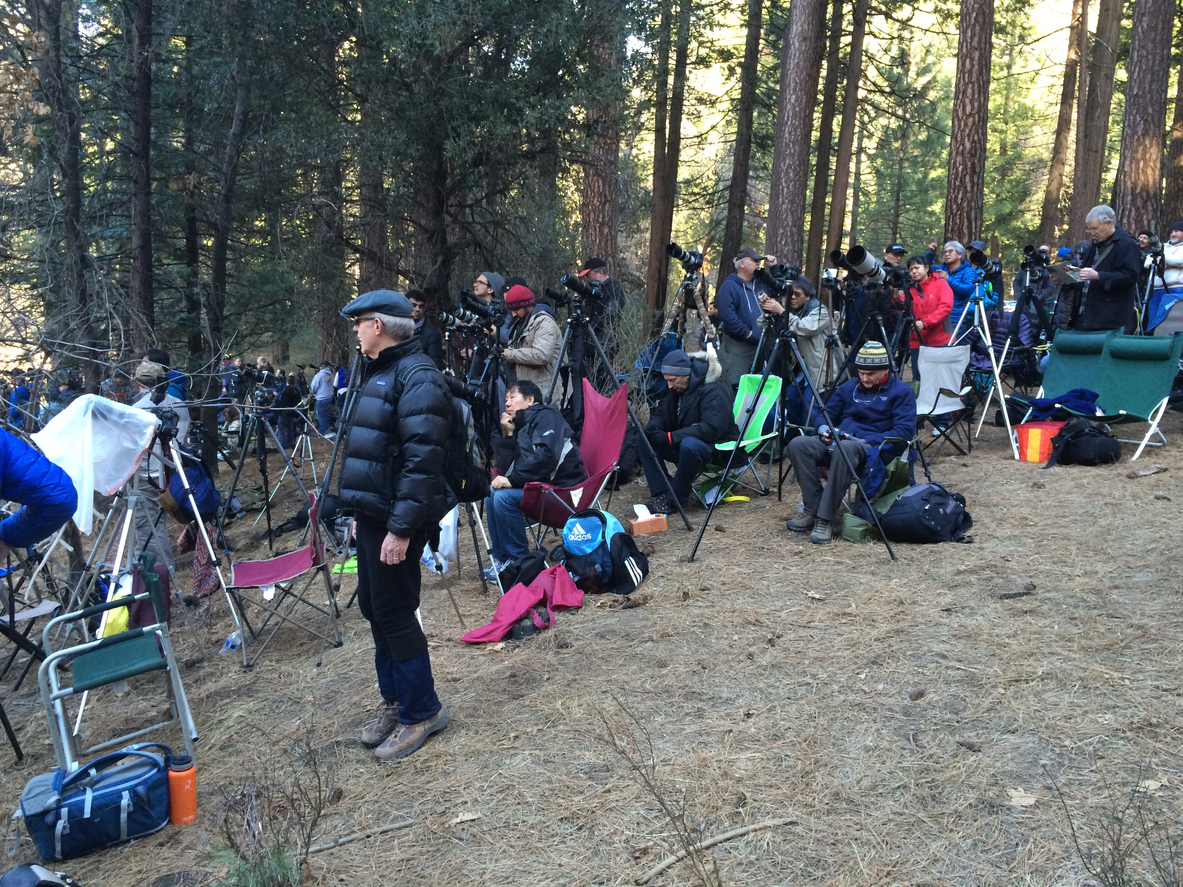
left=645, top=357, right=738, bottom=445
left=337, top=339, right=451, bottom=537
left=492, top=402, right=586, bottom=488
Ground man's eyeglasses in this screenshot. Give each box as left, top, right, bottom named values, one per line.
left=351, top=315, right=379, bottom=328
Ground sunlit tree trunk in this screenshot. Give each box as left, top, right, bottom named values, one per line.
left=825, top=0, right=867, bottom=261
left=129, top=0, right=153, bottom=348
left=1165, top=40, right=1183, bottom=224
left=644, top=0, right=673, bottom=323
left=1037, top=0, right=1083, bottom=247
left=805, top=0, right=843, bottom=284
left=1068, top=0, right=1121, bottom=237
left=943, top=0, right=994, bottom=244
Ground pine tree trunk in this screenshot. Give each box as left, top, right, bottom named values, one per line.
left=849, top=122, right=864, bottom=244
left=581, top=44, right=621, bottom=266
left=357, top=151, right=390, bottom=292
left=766, top=0, right=827, bottom=263
left=717, top=0, right=763, bottom=291
left=1113, top=0, right=1174, bottom=233
left=1165, top=43, right=1183, bottom=224
left=943, top=0, right=994, bottom=244
left=1068, top=0, right=1121, bottom=237
left=805, top=0, right=843, bottom=284
left=1036, top=0, right=1083, bottom=247
left=826, top=0, right=867, bottom=260
left=643, top=0, right=673, bottom=322
left=129, top=0, right=153, bottom=348
left=182, top=35, right=202, bottom=365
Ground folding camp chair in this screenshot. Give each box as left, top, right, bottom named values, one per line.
left=38, top=553, right=197, bottom=772
left=226, top=493, right=342, bottom=667
left=1060, top=331, right=1183, bottom=460
left=0, top=530, right=75, bottom=691
left=916, top=345, right=974, bottom=458
left=697, top=373, right=782, bottom=502
left=1006, top=330, right=1109, bottom=418
left=520, top=379, right=628, bottom=542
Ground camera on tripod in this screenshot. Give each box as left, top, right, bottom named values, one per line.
left=758, top=262, right=802, bottom=300
left=154, top=408, right=181, bottom=443
left=970, top=248, right=1002, bottom=275
left=666, top=241, right=704, bottom=273
left=559, top=272, right=597, bottom=302
left=543, top=286, right=571, bottom=309
left=833, top=245, right=908, bottom=290
left=439, top=305, right=485, bottom=332
left=1020, top=244, right=1050, bottom=271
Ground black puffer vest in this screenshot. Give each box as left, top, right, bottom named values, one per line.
left=337, top=339, right=452, bottom=537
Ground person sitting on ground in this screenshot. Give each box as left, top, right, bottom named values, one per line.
left=502, top=284, right=562, bottom=390
left=486, top=380, right=585, bottom=576
left=786, top=341, right=916, bottom=546
left=758, top=278, right=834, bottom=427
left=638, top=349, right=738, bottom=514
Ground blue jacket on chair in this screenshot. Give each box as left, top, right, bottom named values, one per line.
left=0, top=430, right=77, bottom=547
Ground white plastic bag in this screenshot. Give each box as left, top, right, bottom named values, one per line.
left=422, top=506, right=460, bottom=574
left=31, top=395, right=158, bottom=533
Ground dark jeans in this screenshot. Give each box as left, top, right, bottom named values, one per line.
left=315, top=398, right=335, bottom=434
left=354, top=521, right=442, bottom=725
left=639, top=436, right=716, bottom=505
left=278, top=413, right=298, bottom=451
left=784, top=373, right=821, bottom=429
left=484, top=488, right=529, bottom=564
left=787, top=434, right=870, bottom=522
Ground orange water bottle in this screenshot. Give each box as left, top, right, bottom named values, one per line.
left=168, top=752, right=197, bottom=825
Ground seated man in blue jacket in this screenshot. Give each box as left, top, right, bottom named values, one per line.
left=638, top=349, right=738, bottom=513
left=486, top=380, right=585, bottom=575
left=786, top=341, right=916, bottom=545
left=0, top=429, right=77, bottom=563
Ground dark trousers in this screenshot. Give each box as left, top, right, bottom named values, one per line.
left=788, top=435, right=870, bottom=522
left=354, top=521, right=442, bottom=725
left=639, top=436, right=715, bottom=505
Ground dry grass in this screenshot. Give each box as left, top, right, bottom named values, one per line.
left=2, top=414, right=1183, bottom=886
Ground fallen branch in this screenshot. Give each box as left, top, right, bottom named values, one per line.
left=636, top=817, right=796, bottom=884
left=307, top=818, right=413, bottom=854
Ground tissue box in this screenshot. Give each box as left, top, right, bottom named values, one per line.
left=628, top=514, right=667, bottom=536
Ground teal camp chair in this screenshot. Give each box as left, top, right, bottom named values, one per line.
left=1007, top=330, right=1109, bottom=418
left=39, top=553, right=197, bottom=771
left=698, top=373, right=782, bottom=502
left=1061, top=331, right=1183, bottom=460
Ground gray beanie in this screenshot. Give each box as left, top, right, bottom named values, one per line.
left=481, top=272, right=505, bottom=294
left=661, top=349, right=693, bottom=376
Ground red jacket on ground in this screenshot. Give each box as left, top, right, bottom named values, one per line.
left=907, top=275, right=953, bottom=348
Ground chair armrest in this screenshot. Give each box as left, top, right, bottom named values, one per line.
left=42, top=590, right=150, bottom=652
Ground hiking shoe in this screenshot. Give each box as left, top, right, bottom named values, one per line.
left=374, top=707, right=450, bottom=762
left=786, top=512, right=816, bottom=533
left=482, top=559, right=508, bottom=582
left=809, top=518, right=835, bottom=545
left=360, top=703, right=399, bottom=748
left=645, top=494, right=670, bottom=514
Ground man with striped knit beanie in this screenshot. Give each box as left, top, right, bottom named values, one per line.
left=786, top=341, right=916, bottom=544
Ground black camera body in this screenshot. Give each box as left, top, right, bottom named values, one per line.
left=758, top=263, right=802, bottom=298
left=155, top=408, right=181, bottom=442
left=560, top=272, right=598, bottom=301
left=666, top=241, right=704, bottom=273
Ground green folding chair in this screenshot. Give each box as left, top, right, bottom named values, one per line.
left=698, top=373, right=782, bottom=502
left=1063, top=331, right=1183, bottom=460
left=1007, top=330, right=1109, bottom=421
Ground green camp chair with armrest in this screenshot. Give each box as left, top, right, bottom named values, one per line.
left=1055, top=331, right=1183, bottom=460
left=1005, top=330, right=1110, bottom=421
left=38, top=552, right=197, bottom=772
left=697, top=373, right=782, bottom=502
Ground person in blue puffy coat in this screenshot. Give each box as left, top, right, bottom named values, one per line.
left=0, top=429, right=77, bottom=562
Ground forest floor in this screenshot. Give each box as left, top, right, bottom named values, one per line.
left=2, top=409, right=1182, bottom=887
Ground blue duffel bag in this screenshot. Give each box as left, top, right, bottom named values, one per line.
left=20, top=743, right=171, bottom=861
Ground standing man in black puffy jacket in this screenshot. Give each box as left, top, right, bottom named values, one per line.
left=338, top=289, right=452, bottom=763
left=638, top=349, right=738, bottom=513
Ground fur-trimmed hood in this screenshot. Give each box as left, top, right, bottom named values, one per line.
left=685, top=346, right=724, bottom=384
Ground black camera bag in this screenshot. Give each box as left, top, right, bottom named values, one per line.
left=1043, top=418, right=1122, bottom=467
left=873, top=482, right=973, bottom=543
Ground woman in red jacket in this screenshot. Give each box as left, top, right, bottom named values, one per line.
left=903, top=255, right=953, bottom=381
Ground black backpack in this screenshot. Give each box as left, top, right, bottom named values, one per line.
left=870, top=482, right=974, bottom=544
left=1044, top=418, right=1122, bottom=467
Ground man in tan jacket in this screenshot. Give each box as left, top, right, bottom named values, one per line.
left=503, top=284, right=562, bottom=391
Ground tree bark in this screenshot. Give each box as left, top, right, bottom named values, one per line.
left=182, top=35, right=203, bottom=366
left=643, top=0, right=673, bottom=322
left=581, top=2, right=625, bottom=268
left=1165, top=33, right=1183, bottom=224
left=943, top=0, right=994, bottom=244
left=804, top=0, right=843, bottom=283
left=717, top=0, right=763, bottom=292
left=129, top=0, right=153, bottom=348
left=1068, top=0, right=1121, bottom=237
left=766, top=0, right=827, bottom=263
left=849, top=121, right=864, bottom=244
left=826, top=0, right=867, bottom=261
left=1113, top=0, right=1174, bottom=233
left=1036, top=0, right=1083, bottom=247
left=356, top=13, right=391, bottom=294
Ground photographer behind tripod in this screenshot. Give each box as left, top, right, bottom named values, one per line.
left=131, top=359, right=191, bottom=576
left=901, top=255, right=952, bottom=381
left=786, top=341, right=916, bottom=545
left=503, top=284, right=562, bottom=389
left=758, top=277, right=832, bottom=427
left=715, top=247, right=777, bottom=390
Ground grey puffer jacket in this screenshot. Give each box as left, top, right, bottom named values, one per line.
left=337, top=339, right=451, bottom=537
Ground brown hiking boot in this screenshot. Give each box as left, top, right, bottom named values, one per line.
left=373, top=707, right=450, bottom=762
left=360, top=703, right=399, bottom=748
left=786, top=512, right=816, bottom=533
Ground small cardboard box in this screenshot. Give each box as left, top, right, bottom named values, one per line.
left=628, top=514, right=667, bottom=536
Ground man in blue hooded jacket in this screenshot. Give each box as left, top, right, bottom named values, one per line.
left=713, top=247, right=776, bottom=390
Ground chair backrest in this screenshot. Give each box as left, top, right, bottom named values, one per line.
left=578, top=379, right=628, bottom=477
left=1040, top=330, right=1108, bottom=398
left=1093, top=331, right=1183, bottom=417
left=734, top=374, right=783, bottom=444
left=915, top=345, right=971, bottom=416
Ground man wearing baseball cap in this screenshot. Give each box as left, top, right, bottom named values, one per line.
left=577, top=257, right=627, bottom=356
left=337, top=288, right=452, bottom=762
left=786, top=340, right=916, bottom=544
left=502, top=284, right=562, bottom=389
left=883, top=244, right=906, bottom=267
left=714, top=246, right=776, bottom=390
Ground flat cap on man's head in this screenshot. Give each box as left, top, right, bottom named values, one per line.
left=661, top=349, right=693, bottom=377
left=735, top=247, right=762, bottom=262
left=340, top=289, right=413, bottom=319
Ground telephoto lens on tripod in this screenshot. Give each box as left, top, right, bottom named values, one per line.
left=666, top=241, right=704, bottom=272
left=560, top=271, right=596, bottom=299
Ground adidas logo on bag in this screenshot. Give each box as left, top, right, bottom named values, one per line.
left=566, top=522, right=593, bottom=542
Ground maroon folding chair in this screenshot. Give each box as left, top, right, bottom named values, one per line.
left=520, top=379, right=628, bottom=541
left=227, top=494, right=342, bottom=667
